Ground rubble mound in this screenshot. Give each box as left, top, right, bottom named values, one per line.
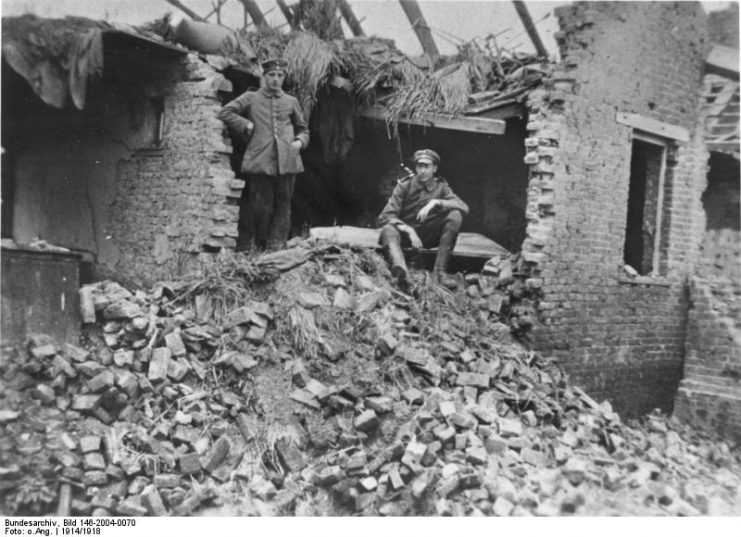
left=1, top=241, right=740, bottom=516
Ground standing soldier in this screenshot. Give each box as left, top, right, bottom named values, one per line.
left=377, top=149, right=469, bottom=290
left=218, top=58, right=309, bottom=250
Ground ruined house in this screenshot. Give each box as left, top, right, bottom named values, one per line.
left=1, top=16, right=242, bottom=346
left=1, top=3, right=739, bottom=435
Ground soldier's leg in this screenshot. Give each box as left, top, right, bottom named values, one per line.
left=433, top=210, right=463, bottom=274
left=417, top=209, right=463, bottom=275
left=250, top=175, right=274, bottom=250
left=236, top=176, right=254, bottom=251
left=268, top=174, right=296, bottom=250
left=379, top=224, right=410, bottom=290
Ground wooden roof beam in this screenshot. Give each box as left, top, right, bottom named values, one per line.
left=359, top=104, right=506, bottom=135
left=163, top=0, right=207, bottom=22
left=238, top=0, right=269, bottom=29
left=398, top=0, right=439, bottom=57
left=338, top=0, right=365, bottom=37
left=512, top=1, right=548, bottom=58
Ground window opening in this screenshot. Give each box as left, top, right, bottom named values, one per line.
left=153, top=97, right=165, bottom=147
left=623, top=132, right=668, bottom=276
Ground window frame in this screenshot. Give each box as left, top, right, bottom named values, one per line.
left=631, top=130, right=668, bottom=277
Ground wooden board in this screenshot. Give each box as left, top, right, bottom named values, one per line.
left=359, top=105, right=506, bottom=135
left=310, top=226, right=510, bottom=259
left=616, top=112, right=690, bottom=142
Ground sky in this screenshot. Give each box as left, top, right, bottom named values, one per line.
left=1, top=0, right=735, bottom=58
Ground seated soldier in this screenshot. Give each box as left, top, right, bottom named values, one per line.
left=377, top=149, right=469, bottom=289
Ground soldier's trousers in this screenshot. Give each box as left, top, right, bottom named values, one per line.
left=246, top=174, right=296, bottom=250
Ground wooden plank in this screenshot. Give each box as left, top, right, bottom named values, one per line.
left=360, top=105, right=506, bottom=135
left=707, top=141, right=740, bottom=154
left=706, top=45, right=740, bottom=80
left=309, top=226, right=510, bottom=259
left=616, top=112, right=690, bottom=142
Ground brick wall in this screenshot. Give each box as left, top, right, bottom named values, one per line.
left=697, top=152, right=740, bottom=281
left=109, top=55, right=242, bottom=284
left=674, top=151, right=740, bottom=441
left=674, top=278, right=741, bottom=442
left=518, top=2, right=709, bottom=417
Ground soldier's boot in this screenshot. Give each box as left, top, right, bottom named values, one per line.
left=380, top=225, right=411, bottom=292
left=433, top=220, right=460, bottom=290
left=387, top=243, right=411, bottom=292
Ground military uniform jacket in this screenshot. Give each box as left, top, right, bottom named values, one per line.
left=218, top=87, right=310, bottom=176
left=377, top=174, right=469, bottom=228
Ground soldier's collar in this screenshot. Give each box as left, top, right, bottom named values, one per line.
left=261, top=87, right=284, bottom=98
left=417, top=175, right=438, bottom=191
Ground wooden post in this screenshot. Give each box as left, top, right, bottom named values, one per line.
left=238, top=0, right=269, bottom=29
left=338, top=0, right=365, bottom=37
left=512, top=1, right=548, bottom=57
left=163, top=0, right=207, bottom=22
left=398, top=0, right=439, bottom=56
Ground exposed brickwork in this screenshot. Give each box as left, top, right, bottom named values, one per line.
left=697, top=153, right=740, bottom=281
left=672, top=3, right=740, bottom=441
left=519, top=2, right=710, bottom=417
left=675, top=278, right=741, bottom=443
left=109, top=55, right=242, bottom=284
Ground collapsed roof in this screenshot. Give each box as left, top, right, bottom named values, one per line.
left=1, top=14, right=185, bottom=110
left=148, top=15, right=550, bottom=130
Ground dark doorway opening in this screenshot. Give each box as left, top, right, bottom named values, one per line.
left=295, top=113, right=530, bottom=253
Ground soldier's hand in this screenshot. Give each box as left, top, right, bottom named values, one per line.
left=291, top=140, right=303, bottom=150
left=243, top=120, right=254, bottom=141
left=416, top=200, right=440, bottom=222
left=400, top=225, right=423, bottom=249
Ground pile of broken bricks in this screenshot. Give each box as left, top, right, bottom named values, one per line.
left=1, top=246, right=740, bottom=516
left=282, top=315, right=741, bottom=516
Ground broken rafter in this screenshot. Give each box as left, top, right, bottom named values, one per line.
left=338, top=0, right=365, bottom=37
left=398, top=0, right=440, bottom=57
left=204, top=0, right=229, bottom=23
left=512, top=1, right=548, bottom=58
left=238, top=0, right=269, bottom=29
left=163, top=0, right=207, bottom=22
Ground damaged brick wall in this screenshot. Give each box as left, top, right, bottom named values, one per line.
left=674, top=278, right=741, bottom=442
left=518, top=2, right=709, bottom=416
left=697, top=153, right=740, bottom=281
left=109, top=55, right=242, bottom=284
left=674, top=152, right=740, bottom=440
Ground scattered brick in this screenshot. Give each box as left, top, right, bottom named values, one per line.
left=141, top=484, right=167, bottom=516
left=148, top=348, right=171, bottom=382
left=354, top=410, right=379, bottom=432
left=202, top=436, right=231, bottom=473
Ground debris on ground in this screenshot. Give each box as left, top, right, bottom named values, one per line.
left=1, top=240, right=739, bottom=516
